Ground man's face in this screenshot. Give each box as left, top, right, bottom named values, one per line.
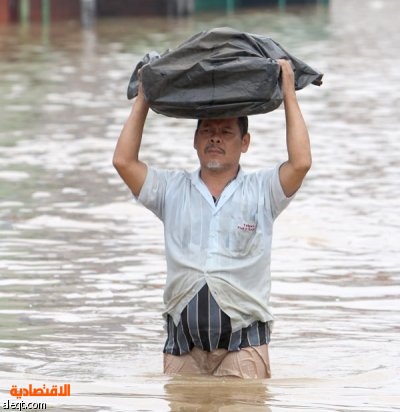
left=194, top=118, right=250, bottom=173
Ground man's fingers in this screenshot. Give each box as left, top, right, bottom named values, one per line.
left=277, top=59, right=295, bottom=78
left=276, top=59, right=291, bottom=69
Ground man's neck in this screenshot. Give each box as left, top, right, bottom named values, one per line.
left=199, top=165, right=240, bottom=199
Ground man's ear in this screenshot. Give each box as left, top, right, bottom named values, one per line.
left=241, top=133, right=251, bottom=153
left=193, top=132, right=198, bottom=150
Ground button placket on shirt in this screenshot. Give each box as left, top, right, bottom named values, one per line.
left=190, top=169, right=241, bottom=286
left=205, top=209, right=220, bottom=277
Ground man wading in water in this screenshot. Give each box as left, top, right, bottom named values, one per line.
left=113, top=59, right=311, bottom=378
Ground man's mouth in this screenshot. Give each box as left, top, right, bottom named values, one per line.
left=205, top=146, right=225, bottom=154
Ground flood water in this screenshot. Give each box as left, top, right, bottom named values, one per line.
left=0, top=0, right=399, bottom=410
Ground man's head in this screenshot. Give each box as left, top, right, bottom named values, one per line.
left=193, top=117, right=250, bottom=173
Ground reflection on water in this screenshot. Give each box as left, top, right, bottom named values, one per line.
left=0, top=0, right=399, bottom=410
left=164, top=377, right=272, bottom=411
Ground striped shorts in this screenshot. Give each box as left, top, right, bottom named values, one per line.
left=163, top=283, right=271, bottom=356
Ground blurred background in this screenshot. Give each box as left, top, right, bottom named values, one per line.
left=0, top=0, right=399, bottom=411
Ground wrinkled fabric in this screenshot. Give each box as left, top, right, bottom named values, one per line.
left=164, top=344, right=271, bottom=378
left=137, top=164, right=294, bottom=332
left=127, top=27, right=323, bottom=119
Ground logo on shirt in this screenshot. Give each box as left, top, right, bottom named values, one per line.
left=237, top=223, right=257, bottom=232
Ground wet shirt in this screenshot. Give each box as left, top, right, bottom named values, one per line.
left=137, top=164, right=293, bottom=332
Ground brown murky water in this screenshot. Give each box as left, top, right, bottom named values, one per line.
left=0, top=0, right=399, bottom=410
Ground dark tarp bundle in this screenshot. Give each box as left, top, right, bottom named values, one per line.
left=127, top=27, right=323, bottom=119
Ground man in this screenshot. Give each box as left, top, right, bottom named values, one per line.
left=113, top=59, right=311, bottom=378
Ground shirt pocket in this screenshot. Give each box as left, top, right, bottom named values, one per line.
left=228, top=220, right=263, bottom=257
left=219, top=200, right=264, bottom=257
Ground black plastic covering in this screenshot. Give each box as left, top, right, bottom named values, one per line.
left=128, top=27, right=323, bottom=119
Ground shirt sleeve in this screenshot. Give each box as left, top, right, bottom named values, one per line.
left=136, top=167, right=169, bottom=221
left=268, top=162, right=295, bottom=220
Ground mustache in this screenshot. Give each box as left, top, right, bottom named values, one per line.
left=205, top=145, right=225, bottom=154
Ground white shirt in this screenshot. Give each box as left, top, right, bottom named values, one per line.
left=137, top=164, right=293, bottom=332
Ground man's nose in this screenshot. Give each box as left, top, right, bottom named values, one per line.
left=209, top=133, right=222, bottom=144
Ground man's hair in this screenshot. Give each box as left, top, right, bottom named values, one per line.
left=196, top=117, right=249, bottom=138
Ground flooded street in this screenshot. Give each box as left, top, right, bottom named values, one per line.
left=0, top=0, right=399, bottom=410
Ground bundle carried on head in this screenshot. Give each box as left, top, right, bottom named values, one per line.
left=128, top=27, right=323, bottom=119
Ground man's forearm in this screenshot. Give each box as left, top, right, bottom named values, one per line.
left=113, top=92, right=150, bottom=197
left=283, top=88, right=312, bottom=172
left=113, top=94, right=150, bottom=166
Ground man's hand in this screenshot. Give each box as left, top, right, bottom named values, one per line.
left=277, top=59, right=296, bottom=97
left=137, top=68, right=147, bottom=102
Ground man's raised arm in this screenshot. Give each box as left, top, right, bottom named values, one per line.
left=113, top=85, right=150, bottom=197
left=277, top=59, right=312, bottom=198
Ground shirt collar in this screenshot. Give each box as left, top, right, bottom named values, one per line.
left=190, top=166, right=244, bottom=210
left=190, top=165, right=244, bottom=185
